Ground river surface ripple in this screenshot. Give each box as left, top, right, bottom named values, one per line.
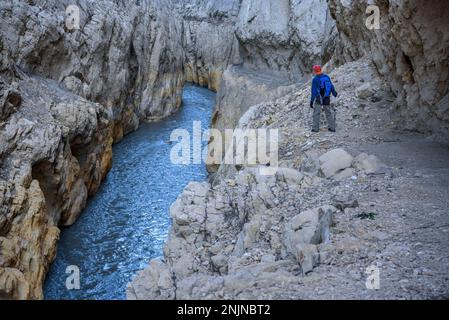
left=44, top=84, right=215, bottom=300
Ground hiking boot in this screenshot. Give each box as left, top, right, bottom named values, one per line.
left=328, top=128, right=336, bottom=133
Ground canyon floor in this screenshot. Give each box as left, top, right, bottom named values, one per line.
left=128, top=58, right=449, bottom=300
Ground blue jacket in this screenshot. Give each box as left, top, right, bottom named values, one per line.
left=310, top=74, right=338, bottom=104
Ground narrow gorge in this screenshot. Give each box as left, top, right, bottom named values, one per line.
left=1, top=0, right=448, bottom=300
left=44, top=85, right=215, bottom=299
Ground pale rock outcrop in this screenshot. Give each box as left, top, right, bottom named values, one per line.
left=175, top=0, right=241, bottom=91
left=284, top=205, right=335, bottom=247
left=236, top=0, right=336, bottom=81
left=128, top=167, right=335, bottom=299
left=319, top=148, right=354, bottom=179
left=284, top=205, right=336, bottom=273
left=127, top=259, right=175, bottom=300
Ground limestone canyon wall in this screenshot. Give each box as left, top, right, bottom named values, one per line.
left=205, top=0, right=352, bottom=175
left=0, top=0, right=185, bottom=299
left=235, top=0, right=336, bottom=81
left=328, top=0, right=449, bottom=140
left=175, top=0, right=241, bottom=91
left=1, top=0, right=185, bottom=140
left=175, top=0, right=337, bottom=89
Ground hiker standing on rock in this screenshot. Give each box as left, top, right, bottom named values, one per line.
left=310, top=65, right=338, bottom=132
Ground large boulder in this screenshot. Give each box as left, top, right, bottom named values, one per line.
left=319, top=148, right=354, bottom=178
left=283, top=205, right=336, bottom=273
left=127, top=259, right=175, bottom=300
left=284, top=205, right=336, bottom=248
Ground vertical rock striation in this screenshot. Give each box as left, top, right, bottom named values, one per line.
left=0, top=0, right=186, bottom=299
left=235, top=0, right=336, bottom=81
left=175, top=0, right=241, bottom=91
left=328, top=0, right=449, bottom=140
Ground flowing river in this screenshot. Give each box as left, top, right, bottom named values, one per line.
left=44, top=84, right=215, bottom=300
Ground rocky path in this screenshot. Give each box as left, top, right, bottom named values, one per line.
left=264, top=58, right=449, bottom=299
left=128, top=58, right=449, bottom=300
left=296, top=134, right=449, bottom=299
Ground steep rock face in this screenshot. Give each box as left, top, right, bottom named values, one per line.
left=0, top=0, right=186, bottom=299
left=175, top=0, right=241, bottom=91
left=236, top=0, right=336, bottom=81
left=175, top=0, right=336, bottom=91
left=0, top=0, right=185, bottom=141
left=0, top=72, right=113, bottom=299
left=212, top=66, right=297, bottom=133
left=328, top=0, right=449, bottom=140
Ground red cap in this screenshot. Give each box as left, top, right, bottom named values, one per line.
left=313, top=65, right=322, bottom=74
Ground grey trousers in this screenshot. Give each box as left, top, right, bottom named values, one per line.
left=312, top=103, right=336, bottom=131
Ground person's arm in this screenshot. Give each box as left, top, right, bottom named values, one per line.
left=310, top=78, right=318, bottom=108
left=331, top=81, right=338, bottom=97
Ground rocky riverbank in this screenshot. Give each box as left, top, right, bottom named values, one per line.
left=127, top=0, right=449, bottom=301
left=128, top=58, right=449, bottom=300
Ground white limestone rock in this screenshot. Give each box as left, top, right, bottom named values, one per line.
left=353, top=153, right=388, bottom=175
left=319, top=148, right=354, bottom=178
